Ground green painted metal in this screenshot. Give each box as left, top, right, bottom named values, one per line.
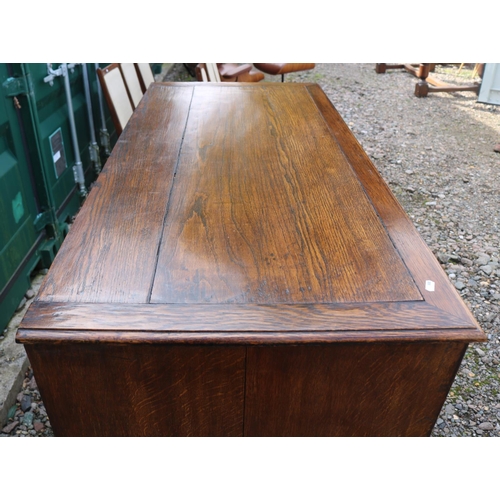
left=3, top=75, right=28, bottom=97
left=93, top=63, right=118, bottom=157
left=0, top=63, right=46, bottom=331
left=151, top=63, right=163, bottom=75
left=21, top=64, right=96, bottom=219
left=0, top=63, right=118, bottom=332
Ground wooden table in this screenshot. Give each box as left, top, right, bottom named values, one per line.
left=375, top=64, right=481, bottom=97
left=17, top=82, right=485, bottom=436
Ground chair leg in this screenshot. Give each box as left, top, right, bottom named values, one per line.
left=281, top=74, right=285, bottom=82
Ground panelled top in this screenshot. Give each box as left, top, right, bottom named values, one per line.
left=23, top=82, right=483, bottom=342
left=37, top=83, right=420, bottom=305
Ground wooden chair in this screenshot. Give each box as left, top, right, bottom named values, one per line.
left=219, top=64, right=264, bottom=82
left=195, top=63, right=265, bottom=83
left=135, top=63, right=155, bottom=93
left=120, top=63, right=144, bottom=108
left=253, top=63, right=315, bottom=82
left=97, top=63, right=134, bottom=136
left=196, top=63, right=221, bottom=82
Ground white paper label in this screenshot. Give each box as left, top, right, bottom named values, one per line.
left=425, top=280, right=435, bottom=292
left=53, top=150, right=61, bottom=163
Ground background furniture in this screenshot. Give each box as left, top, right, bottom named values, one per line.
left=96, top=63, right=134, bottom=135
left=458, top=63, right=482, bottom=79
left=196, top=63, right=220, bottom=82
left=17, top=82, right=485, bottom=436
left=375, top=63, right=482, bottom=97
left=135, top=63, right=155, bottom=93
left=97, top=63, right=156, bottom=136
left=195, top=63, right=264, bottom=82
left=120, top=63, right=144, bottom=108
left=253, top=63, right=315, bottom=81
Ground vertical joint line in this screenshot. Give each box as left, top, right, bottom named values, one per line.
left=147, top=88, right=196, bottom=302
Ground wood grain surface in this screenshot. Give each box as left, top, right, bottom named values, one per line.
left=244, top=342, right=467, bottom=436
left=26, top=343, right=245, bottom=436
left=306, top=84, right=481, bottom=328
left=20, top=300, right=477, bottom=336
left=37, top=84, right=194, bottom=304
left=18, top=328, right=484, bottom=345
left=25, top=83, right=483, bottom=344
left=151, top=84, right=420, bottom=305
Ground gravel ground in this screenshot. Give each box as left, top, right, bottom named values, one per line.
left=1, top=271, right=54, bottom=437
left=1, top=366, right=54, bottom=437
left=2, top=63, right=499, bottom=437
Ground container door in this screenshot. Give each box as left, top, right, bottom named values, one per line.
left=20, top=63, right=94, bottom=226
left=0, top=63, right=118, bottom=331
left=0, top=63, right=46, bottom=330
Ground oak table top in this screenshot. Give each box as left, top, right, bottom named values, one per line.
left=18, top=82, right=483, bottom=345
left=17, top=82, right=485, bottom=436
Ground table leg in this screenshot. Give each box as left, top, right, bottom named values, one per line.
left=414, top=63, right=431, bottom=97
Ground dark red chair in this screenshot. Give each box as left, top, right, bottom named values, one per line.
left=195, top=63, right=264, bottom=83
left=253, top=63, right=315, bottom=82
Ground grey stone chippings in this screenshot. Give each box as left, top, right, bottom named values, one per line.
left=1, top=368, right=54, bottom=437
left=478, top=422, right=494, bottom=431
left=20, top=395, right=31, bottom=412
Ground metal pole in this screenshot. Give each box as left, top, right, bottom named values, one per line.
left=61, top=63, right=87, bottom=197
left=95, top=63, right=111, bottom=156
left=82, top=63, right=101, bottom=173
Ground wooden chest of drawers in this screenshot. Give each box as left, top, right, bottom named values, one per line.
left=17, top=83, right=485, bottom=436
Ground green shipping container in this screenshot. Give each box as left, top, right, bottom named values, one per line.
left=1, top=63, right=48, bottom=331
left=0, top=63, right=117, bottom=331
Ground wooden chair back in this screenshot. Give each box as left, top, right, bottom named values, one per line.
left=135, top=63, right=155, bottom=93
left=195, top=63, right=264, bottom=83
left=120, top=63, right=143, bottom=108
left=206, top=63, right=221, bottom=82
left=195, top=63, right=221, bottom=82
left=97, top=63, right=134, bottom=136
